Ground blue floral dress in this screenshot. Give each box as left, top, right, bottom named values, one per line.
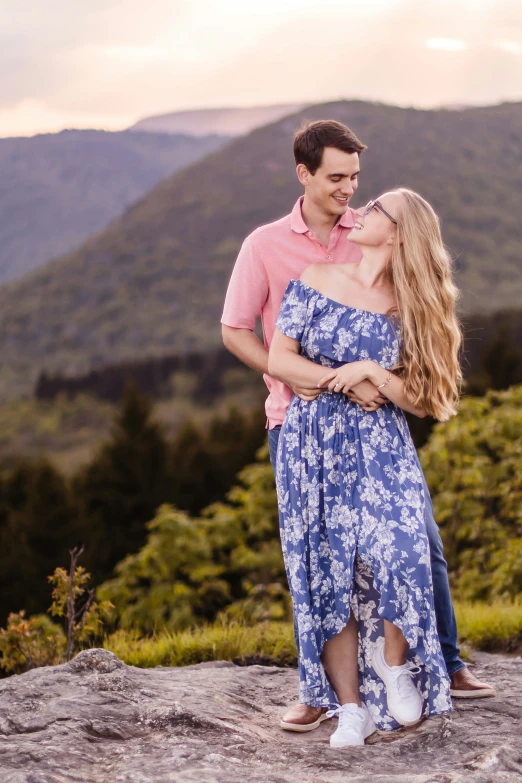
left=275, top=279, right=452, bottom=731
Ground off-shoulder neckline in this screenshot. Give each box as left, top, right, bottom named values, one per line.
left=290, top=278, right=395, bottom=319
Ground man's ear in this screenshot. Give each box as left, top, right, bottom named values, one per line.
left=296, top=163, right=310, bottom=187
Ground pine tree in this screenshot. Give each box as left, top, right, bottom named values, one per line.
left=75, top=384, right=171, bottom=583
left=0, top=459, right=78, bottom=622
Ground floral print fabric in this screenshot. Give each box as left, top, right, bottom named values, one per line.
left=275, top=279, right=452, bottom=730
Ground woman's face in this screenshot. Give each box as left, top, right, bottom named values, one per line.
left=349, top=192, right=401, bottom=248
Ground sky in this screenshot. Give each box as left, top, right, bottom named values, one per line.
left=1, top=0, right=521, bottom=137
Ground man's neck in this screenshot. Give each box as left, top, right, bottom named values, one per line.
left=301, top=195, right=342, bottom=247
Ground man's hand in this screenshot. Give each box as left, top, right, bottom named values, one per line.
left=348, top=380, right=388, bottom=411
left=290, top=383, right=322, bottom=401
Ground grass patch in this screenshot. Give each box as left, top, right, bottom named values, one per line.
left=104, top=620, right=297, bottom=668
left=455, top=599, right=522, bottom=652
left=103, top=601, right=522, bottom=669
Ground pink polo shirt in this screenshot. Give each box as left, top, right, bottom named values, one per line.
left=221, top=197, right=362, bottom=429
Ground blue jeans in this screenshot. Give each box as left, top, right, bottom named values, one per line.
left=268, top=425, right=465, bottom=677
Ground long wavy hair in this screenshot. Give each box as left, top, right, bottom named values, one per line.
left=387, top=188, right=462, bottom=421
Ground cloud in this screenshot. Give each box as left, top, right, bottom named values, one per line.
left=492, top=39, right=522, bottom=54
left=425, top=38, right=468, bottom=51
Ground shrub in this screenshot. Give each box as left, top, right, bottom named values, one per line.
left=0, top=612, right=66, bottom=673
left=0, top=549, right=112, bottom=673
left=420, top=386, right=522, bottom=601
left=98, top=443, right=285, bottom=634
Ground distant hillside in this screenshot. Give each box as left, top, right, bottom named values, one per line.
left=130, top=104, right=306, bottom=136
left=0, top=99, right=521, bottom=400
left=0, top=129, right=228, bottom=282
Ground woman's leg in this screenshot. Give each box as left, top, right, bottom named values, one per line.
left=383, top=619, right=408, bottom=666
left=371, top=619, right=423, bottom=726
left=321, top=614, right=361, bottom=705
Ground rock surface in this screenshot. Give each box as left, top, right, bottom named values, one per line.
left=0, top=649, right=521, bottom=782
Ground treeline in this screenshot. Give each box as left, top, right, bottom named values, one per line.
left=0, top=385, right=267, bottom=625
left=35, top=348, right=250, bottom=404
left=34, top=312, right=522, bottom=407
left=461, top=310, right=522, bottom=394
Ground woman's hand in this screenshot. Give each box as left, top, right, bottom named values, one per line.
left=317, top=361, right=374, bottom=394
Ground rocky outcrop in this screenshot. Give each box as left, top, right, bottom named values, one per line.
left=0, top=649, right=521, bottom=782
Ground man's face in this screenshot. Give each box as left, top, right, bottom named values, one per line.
left=297, top=147, right=360, bottom=217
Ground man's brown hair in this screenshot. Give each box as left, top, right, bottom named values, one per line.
left=293, top=120, right=367, bottom=175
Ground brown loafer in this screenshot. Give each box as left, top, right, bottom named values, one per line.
left=280, top=703, right=331, bottom=732
left=450, top=667, right=495, bottom=698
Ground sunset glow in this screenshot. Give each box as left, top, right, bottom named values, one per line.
left=1, top=0, right=521, bottom=137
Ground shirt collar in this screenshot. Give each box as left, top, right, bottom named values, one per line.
left=290, top=196, right=356, bottom=233
left=290, top=197, right=309, bottom=233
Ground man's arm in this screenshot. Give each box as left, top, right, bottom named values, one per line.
left=221, top=236, right=321, bottom=400
left=222, top=324, right=322, bottom=401
left=221, top=325, right=269, bottom=374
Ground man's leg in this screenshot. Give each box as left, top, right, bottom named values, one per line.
left=422, top=478, right=464, bottom=677
left=423, top=479, right=495, bottom=697
left=268, top=425, right=282, bottom=473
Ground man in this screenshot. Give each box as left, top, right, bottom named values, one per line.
left=221, top=120, right=494, bottom=731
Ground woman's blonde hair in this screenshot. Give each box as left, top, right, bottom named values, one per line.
left=388, top=188, right=462, bottom=421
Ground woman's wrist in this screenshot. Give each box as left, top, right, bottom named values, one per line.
left=367, top=362, right=391, bottom=386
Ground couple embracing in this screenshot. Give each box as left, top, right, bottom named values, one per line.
left=221, top=120, right=494, bottom=747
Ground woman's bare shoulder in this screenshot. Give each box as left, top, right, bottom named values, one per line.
left=299, top=263, right=336, bottom=288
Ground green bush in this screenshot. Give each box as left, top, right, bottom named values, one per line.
left=420, top=385, right=522, bottom=601
left=97, top=506, right=215, bottom=633
left=0, top=612, right=66, bottom=673
left=98, top=442, right=285, bottom=634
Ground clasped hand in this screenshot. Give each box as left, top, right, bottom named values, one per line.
left=316, top=360, right=388, bottom=412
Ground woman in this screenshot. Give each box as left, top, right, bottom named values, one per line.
left=268, top=188, right=461, bottom=747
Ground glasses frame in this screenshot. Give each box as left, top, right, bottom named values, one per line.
left=364, top=199, right=398, bottom=225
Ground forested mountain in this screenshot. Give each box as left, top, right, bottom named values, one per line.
left=0, top=129, right=227, bottom=282
left=0, top=99, right=520, bottom=400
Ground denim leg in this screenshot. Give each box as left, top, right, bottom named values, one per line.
left=423, top=477, right=466, bottom=677
left=269, top=425, right=302, bottom=675
left=268, top=425, right=282, bottom=473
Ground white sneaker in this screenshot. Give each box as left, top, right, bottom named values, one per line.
left=372, top=639, right=423, bottom=726
left=327, top=702, right=377, bottom=747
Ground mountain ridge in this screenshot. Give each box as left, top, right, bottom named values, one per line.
left=0, top=128, right=228, bottom=283
left=130, top=104, right=307, bottom=136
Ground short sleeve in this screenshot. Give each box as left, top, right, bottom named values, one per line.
left=221, top=234, right=269, bottom=330
left=275, top=279, right=312, bottom=343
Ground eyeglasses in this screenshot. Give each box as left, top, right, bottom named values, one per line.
left=364, top=199, right=398, bottom=225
